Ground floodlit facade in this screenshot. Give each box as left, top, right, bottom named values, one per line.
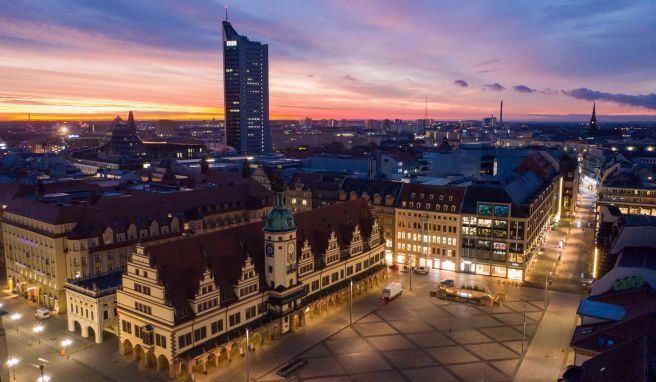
left=116, top=192, right=386, bottom=379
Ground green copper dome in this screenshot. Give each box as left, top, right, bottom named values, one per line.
left=264, top=182, right=296, bottom=232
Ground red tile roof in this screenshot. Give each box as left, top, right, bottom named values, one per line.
left=144, top=198, right=377, bottom=318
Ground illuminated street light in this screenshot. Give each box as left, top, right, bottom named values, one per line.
left=33, top=324, right=44, bottom=344
left=10, top=313, right=21, bottom=332
left=60, top=338, right=72, bottom=357
left=37, top=375, right=51, bottom=382
left=7, top=357, right=19, bottom=381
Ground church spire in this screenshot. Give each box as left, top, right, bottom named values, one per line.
left=127, top=111, right=136, bottom=132
left=589, top=103, right=598, bottom=136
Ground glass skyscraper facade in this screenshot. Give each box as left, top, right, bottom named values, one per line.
left=222, top=20, right=271, bottom=155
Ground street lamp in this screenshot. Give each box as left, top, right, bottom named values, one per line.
left=245, top=328, right=249, bottom=382
left=60, top=339, right=72, bottom=357
left=38, top=364, right=49, bottom=382
left=7, top=357, right=19, bottom=381
left=10, top=313, right=21, bottom=332
left=349, top=280, right=353, bottom=326
left=33, top=324, right=44, bottom=344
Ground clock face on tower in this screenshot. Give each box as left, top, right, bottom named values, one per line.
left=287, top=243, right=296, bottom=264
left=266, top=243, right=274, bottom=256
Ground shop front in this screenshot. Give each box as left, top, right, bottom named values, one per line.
left=441, top=259, right=456, bottom=271
left=460, top=260, right=475, bottom=273
left=491, top=265, right=507, bottom=278
left=508, top=268, right=523, bottom=280
left=476, top=263, right=491, bottom=276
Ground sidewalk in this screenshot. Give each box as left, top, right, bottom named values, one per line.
left=196, top=278, right=392, bottom=382
left=514, top=291, right=579, bottom=382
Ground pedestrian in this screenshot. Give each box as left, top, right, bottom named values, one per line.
left=448, top=327, right=452, bottom=335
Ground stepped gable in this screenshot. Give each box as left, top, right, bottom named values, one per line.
left=143, top=198, right=375, bottom=314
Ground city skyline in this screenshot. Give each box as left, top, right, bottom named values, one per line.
left=1, top=1, right=655, bottom=121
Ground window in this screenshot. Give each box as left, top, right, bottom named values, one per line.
left=245, top=306, right=256, bottom=320
left=194, top=327, right=207, bottom=342
left=322, top=276, right=329, bottom=286
left=121, top=320, right=132, bottom=334
left=135, top=302, right=152, bottom=315
left=311, top=280, right=319, bottom=291
left=229, top=312, right=241, bottom=326
left=178, top=332, right=192, bottom=348
left=346, top=266, right=353, bottom=276
left=355, top=263, right=362, bottom=272
left=155, top=333, right=167, bottom=349
left=134, top=283, right=151, bottom=295
left=211, top=319, right=224, bottom=334
left=331, top=272, right=338, bottom=282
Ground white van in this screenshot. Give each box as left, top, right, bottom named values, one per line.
left=414, top=266, right=431, bottom=275
left=35, top=308, right=50, bottom=320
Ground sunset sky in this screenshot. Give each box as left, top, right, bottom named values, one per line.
left=1, top=1, right=655, bottom=121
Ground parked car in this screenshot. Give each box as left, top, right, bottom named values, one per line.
left=414, top=266, right=431, bottom=274
left=389, top=264, right=400, bottom=270
left=35, top=307, right=50, bottom=320
left=439, top=279, right=455, bottom=287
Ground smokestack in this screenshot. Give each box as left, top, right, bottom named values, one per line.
left=500, top=100, right=503, bottom=125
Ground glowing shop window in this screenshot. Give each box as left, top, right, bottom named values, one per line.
left=396, top=255, right=405, bottom=264
left=508, top=269, right=523, bottom=280
left=442, top=260, right=456, bottom=271
left=476, top=264, right=491, bottom=275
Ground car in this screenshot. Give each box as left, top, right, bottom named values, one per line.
left=35, top=307, right=50, bottom=320
left=440, top=279, right=455, bottom=287
left=389, top=264, right=400, bottom=270
left=414, top=266, right=431, bottom=274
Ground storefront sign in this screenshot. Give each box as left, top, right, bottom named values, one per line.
left=612, top=276, right=645, bottom=292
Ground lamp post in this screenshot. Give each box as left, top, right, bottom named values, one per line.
left=10, top=313, right=21, bottom=333
left=349, top=280, right=353, bottom=326
left=544, top=275, right=549, bottom=308
left=33, top=324, right=44, bottom=345
left=521, top=305, right=527, bottom=356
left=245, top=328, right=249, bottom=382
left=7, top=357, right=18, bottom=381
left=38, top=364, right=49, bottom=382
left=60, top=339, right=72, bottom=357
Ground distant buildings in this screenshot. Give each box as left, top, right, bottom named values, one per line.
left=222, top=20, right=270, bottom=155
left=2, top=172, right=272, bottom=314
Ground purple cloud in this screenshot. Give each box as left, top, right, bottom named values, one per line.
left=472, top=59, right=500, bottom=68
left=513, top=85, right=536, bottom=93
left=562, top=88, right=656, bottom=110
left=342, top=74, right=357, bottom=81
left=453, top=79, right=468, bottom=88
left=483, top=83, right=505, bottom=92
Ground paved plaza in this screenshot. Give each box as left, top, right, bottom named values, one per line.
left=258, top=282, right=546, bottom=382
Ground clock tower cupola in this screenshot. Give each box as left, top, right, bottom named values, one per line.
left=264, top=181, right=298, bottom=290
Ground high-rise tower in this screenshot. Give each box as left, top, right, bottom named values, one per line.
left=589, top=103, right=598, bottom=136
left=222, top=17, right=270, bottom=154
